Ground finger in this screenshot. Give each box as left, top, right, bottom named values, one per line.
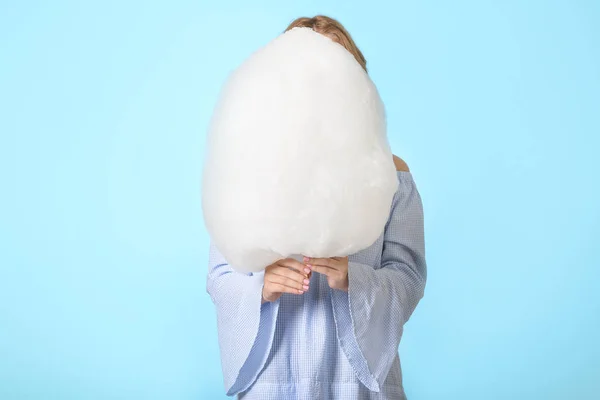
left=268, top=271, right=309, bottom=290
left=310, top=264, right=334, bottom=276
left=267, top=274, right=304, bottom=291
left=266, top=281, right=306, bottom=295
left=305, top=257, right=336, bottom=268
left=278, top=258, right=312, bottom=276
left=271, top=266, right=307, bottom=283
left=299, top=259, right=313, bottom=279
left=277, top=258, right=309, bottom=273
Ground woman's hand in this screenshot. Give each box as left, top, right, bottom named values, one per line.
left=303, top=256, right=349, bottom=292
left=262, top=258, right=311, bottom=303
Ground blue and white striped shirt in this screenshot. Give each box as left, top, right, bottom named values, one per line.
left=207, top=171, right=427, bottom=399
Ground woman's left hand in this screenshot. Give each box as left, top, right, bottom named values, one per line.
left=303, top=256, right=349, bottom=292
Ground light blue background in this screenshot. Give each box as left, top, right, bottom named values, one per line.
left=1, top=1, right=598, bottom=399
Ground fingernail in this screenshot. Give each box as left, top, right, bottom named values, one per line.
left=303, top=279, right=309, bottom=284
left=303, top=285, right=309, bottom=290
left=304, top=267, right=311, bottom=273
left=306, top=264, right=312, bottom=269
left=298, top=289, right=304, bottom=294
left=303, top=256, right=310, bottom=262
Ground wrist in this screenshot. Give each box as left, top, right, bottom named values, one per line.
left=331, top=279, right=349, bottom=292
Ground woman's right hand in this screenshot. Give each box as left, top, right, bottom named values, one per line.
left=262, top=258, right=311, bottom=303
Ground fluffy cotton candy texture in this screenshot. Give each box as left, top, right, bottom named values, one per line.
left=202, top=27, right=398, bottom=273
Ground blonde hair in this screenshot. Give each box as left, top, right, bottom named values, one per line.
left=285, top=15, right=367, bottom=73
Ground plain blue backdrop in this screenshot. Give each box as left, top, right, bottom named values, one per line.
left=1, top=1, right=599, bottom=399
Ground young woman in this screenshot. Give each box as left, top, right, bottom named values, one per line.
left=207, top=15, right=427, bottom=400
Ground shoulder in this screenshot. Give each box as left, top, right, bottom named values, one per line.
left=392, top=155, right=410, bottom=172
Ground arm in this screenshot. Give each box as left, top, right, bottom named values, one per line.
left=329, top=170, right=427, bottom=392
left=206, top=243, right=280, bottom=396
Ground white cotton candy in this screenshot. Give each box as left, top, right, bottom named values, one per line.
left=202, top=27, right=398, bottom=273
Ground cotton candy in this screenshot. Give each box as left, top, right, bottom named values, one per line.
left=202, top=27, right=398, bottom=273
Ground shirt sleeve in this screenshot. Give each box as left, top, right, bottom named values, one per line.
left=329, top=171, right=427, bottom=392
left=206, top=243, right=281, bottom=396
